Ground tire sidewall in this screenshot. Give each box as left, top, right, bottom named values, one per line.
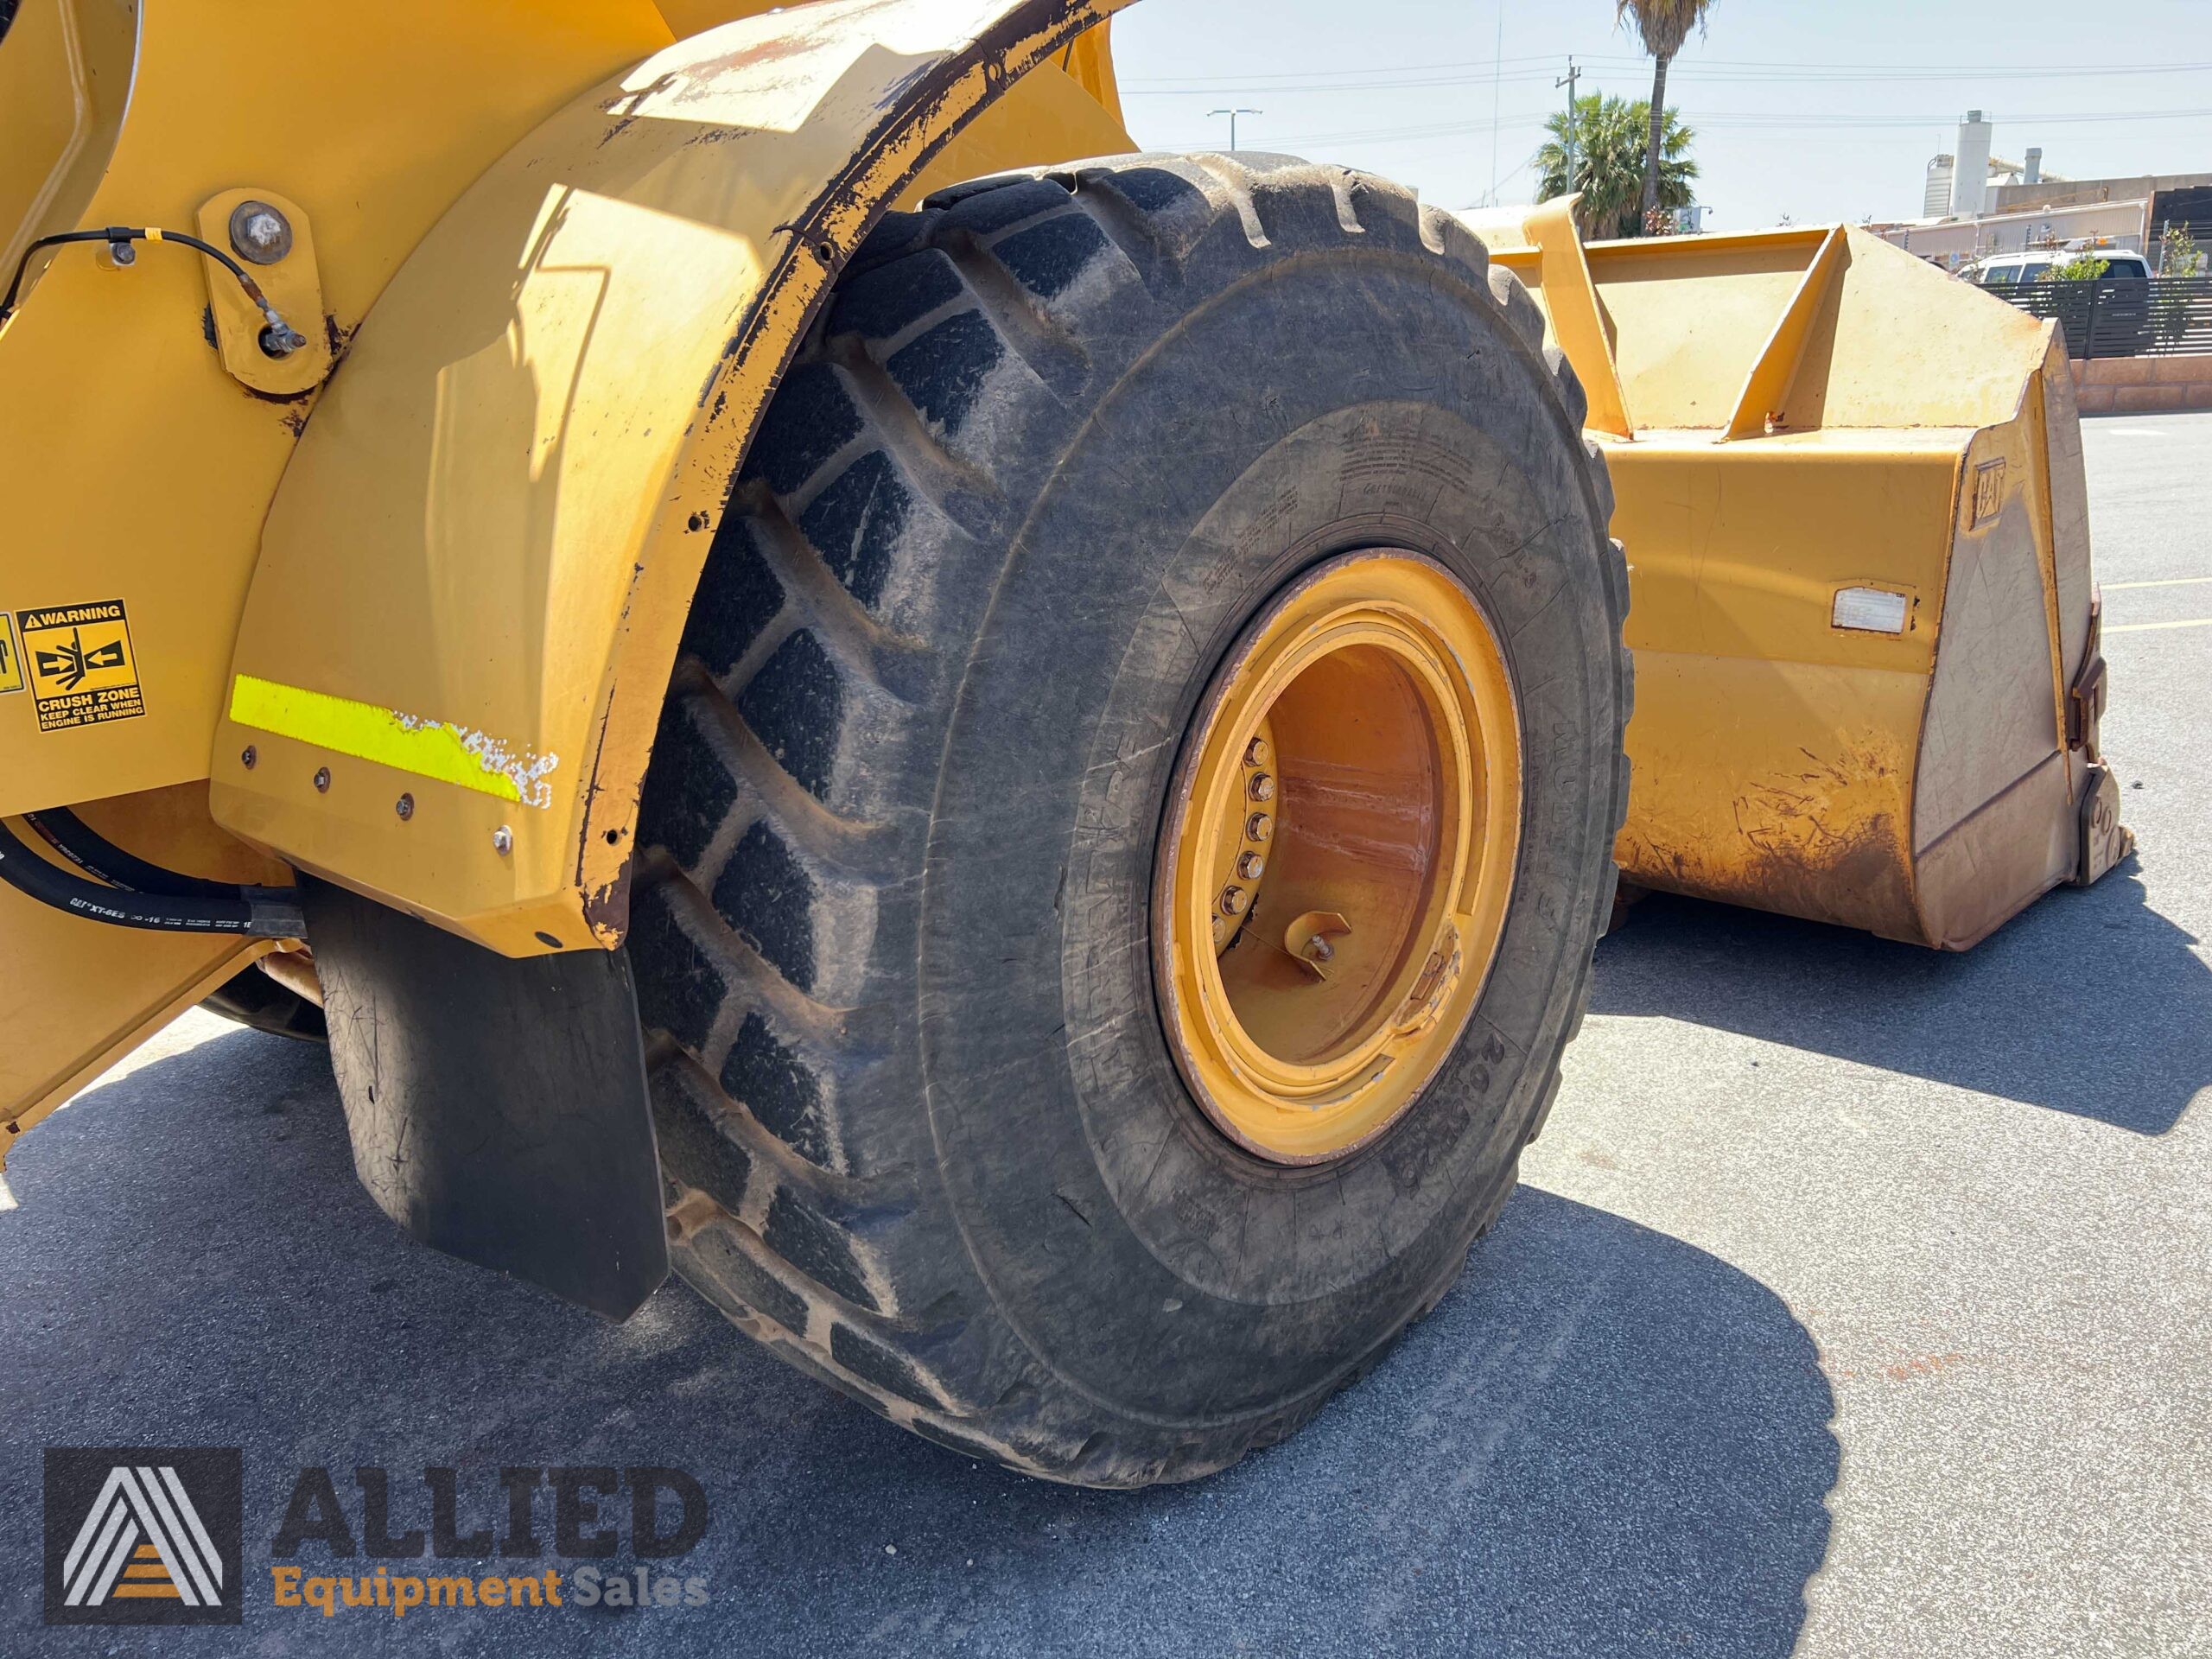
left=920, top=247, right=1617, bottom=1422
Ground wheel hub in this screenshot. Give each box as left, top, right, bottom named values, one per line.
left=1154, top=550, right=1523, bottom=1165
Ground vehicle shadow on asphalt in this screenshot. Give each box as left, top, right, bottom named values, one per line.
left=1, top=1027, right=1836, bottom=1659
left=1591, top=856, right=2205, bottom=1134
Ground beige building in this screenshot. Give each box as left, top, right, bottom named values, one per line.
left=1989, top=169, right=2212, bottom=215
left=1875, top=196, right=2151, bottom=270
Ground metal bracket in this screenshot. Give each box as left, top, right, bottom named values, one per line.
left=194, top=188, right=330, bottom=396
left=2067, top=591, right=2109, bottom=759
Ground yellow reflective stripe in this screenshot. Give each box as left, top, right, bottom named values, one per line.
left=228, top=675, right=524, bottom=803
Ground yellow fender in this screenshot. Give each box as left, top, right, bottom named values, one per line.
left=212, top=0, right=1132, bottom=957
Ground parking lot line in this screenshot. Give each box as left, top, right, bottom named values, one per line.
left=2104, top=576, right=2212, bottom=590
left=2106, top=618, right=2212, bottom=633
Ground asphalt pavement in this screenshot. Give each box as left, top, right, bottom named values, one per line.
left=3, top=410, right=2206, bottom=1658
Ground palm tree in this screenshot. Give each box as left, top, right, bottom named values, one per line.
left=1616, top=0, right=1715, bottom=228
left=1536, top=94, right=1700, bottom=239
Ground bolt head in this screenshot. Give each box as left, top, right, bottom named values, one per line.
left=1246, top=812, right=1273, bottom=843
left=1236, top=852, right=1265, bottom=880
left=395, top=792, right=415, bottom=821
left=1243, top=737, right=1271, bottom=768
left=312, top=766, right=331, bottom=793
left=240, top=745, right=257, bottom=770
left=1247, top=772, right=1275, bottom=803
left=228, top=200, right=294, bottom=265
left=1306, top=936, right=1336, bottom=963
left=1220, top=886, right=1250, bottom=917
left=492, top=825, right=514, bottom=855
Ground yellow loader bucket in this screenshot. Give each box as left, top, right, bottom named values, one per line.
left=1465, top=202, right=2130, bottom=950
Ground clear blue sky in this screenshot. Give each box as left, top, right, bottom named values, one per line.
left=1111, top=0, right=2212, bottom=229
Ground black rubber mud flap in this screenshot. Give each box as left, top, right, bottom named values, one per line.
left=302, top=876, right=669, bottom=1319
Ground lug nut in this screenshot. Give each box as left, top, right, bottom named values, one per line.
left=1248, top=772, right=1275, bottom=803
left=1246, top=813, right=1273, bottom=843
left=1244, top=737, right=1270, bottom=768
left=1219, top=886, right=1250, bottom=917
left=312, top=766, right=331, bottom=793
left=395, top=792, right=415, bottom=820
left=1237, top=852, right=1265, bottom=880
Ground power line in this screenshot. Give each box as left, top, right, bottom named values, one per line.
left=1488, top=4, right=1504, bottom=204
left=1151, top=105, right=2212, bottom=155
left=1122, top=58, right=2212, bottom=97
left=1690, top=105, right=2212, bottom=129
left=1120, top=51, right=1560, bottom=87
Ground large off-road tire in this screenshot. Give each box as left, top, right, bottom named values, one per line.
left=629, top=154, right=1630, bottom=1487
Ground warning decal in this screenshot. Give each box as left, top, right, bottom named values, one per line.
left=0, top=613, right=22, bottom=696
left=17, top=600, right=144, bottom=731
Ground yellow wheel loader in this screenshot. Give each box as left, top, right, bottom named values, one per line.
left=0, top=0, right=2120, bottom=1488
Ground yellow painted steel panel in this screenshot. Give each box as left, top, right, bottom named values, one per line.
left=1795, top=230, right=2056, bottom=431
left=209, top=0, right=1130, bottom=957
left=1586, top=240, right=1811, bottom=431
left=0, top=883, right=262, bottom=1167
left=0, top=1, right=683, bottom=821
left=0, top=782, right=290, bottom=1150
left=1605, top=437, right=1961, bottom=939
left=1608, top=434, right=1960, bottom=676
left=0, top=0, right=137, bottom=276
left=1615, top=651, right=1929, bottom=939
left=904, top=49, right=1135, bottom=209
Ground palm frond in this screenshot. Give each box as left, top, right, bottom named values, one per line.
left=1614, top=0, right=1715, bottom=62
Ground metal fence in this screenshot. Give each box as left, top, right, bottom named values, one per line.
left=1988, top=275, right=2212, bottom=359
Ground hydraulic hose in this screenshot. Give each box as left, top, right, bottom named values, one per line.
left=0, top=815, right=306, bottom=938
left=24, top=805, right=245, bottom=900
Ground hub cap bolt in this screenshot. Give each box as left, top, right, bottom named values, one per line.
left=1237, top=852, right=1265, bottom=880
left=1220, top=886, right=1250, bottom=917
left=1248, top=772, right=1275, bottom=803
left=1246, top=813, right=1273, bottom=842
left=1244, top=737, right=1270, bottom=768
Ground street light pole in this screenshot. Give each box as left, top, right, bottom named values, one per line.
left=1208, top=107, right=1261, bottom=153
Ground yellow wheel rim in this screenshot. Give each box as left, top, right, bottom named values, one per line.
left=1153, top=551, right=1523, bottom=1165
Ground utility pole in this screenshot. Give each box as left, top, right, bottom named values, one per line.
left=1208, top=108, right=1261, bottom=153
left=1555, top=56, right=1580, bottom=178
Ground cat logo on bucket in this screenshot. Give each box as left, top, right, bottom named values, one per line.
left=43, top=1448, right=244, bottom=1626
